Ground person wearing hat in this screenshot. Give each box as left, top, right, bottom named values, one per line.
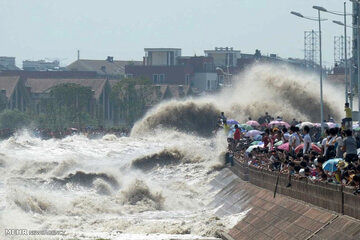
left=334, top=160, right=349, bottom=183
left=337, top=160, right=349, bottom=170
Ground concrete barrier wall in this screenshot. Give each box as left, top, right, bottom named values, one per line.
left=231, top=162, right=360, bottom=220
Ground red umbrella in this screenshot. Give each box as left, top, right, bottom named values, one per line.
left=246, top=120, right=260, bottom=127
left=295, top=143, right=321, bottom=154
left=277, top=142, right=289, bottom=152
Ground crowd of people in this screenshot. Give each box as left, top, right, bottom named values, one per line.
left=221, top=105, right=360, bottom=195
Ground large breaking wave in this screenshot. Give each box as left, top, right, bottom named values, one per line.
left=132, top=64, right=342, bottom=136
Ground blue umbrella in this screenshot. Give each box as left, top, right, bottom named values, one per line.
left=227, top=119, right=239, bottom=125
left=254, top=135, right=262, bottom=141
left=322, top=158, right=342, bottom=172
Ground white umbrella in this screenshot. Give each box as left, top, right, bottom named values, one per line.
left=300, top=122, right=314, bottom=129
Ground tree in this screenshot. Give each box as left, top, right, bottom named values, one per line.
left=38, top=83, right=96, bottom=129
left=0, top=109, right=30, bottom=129
left=111, top=77, right=151, bottom=126
left=0, top=93, right=8, bottom=112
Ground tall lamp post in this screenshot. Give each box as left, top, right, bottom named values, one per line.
left=351, top=0, right=360, bottom=123
left=314, top=3, right=352, bottom=108
left=291, top=9, right=327, bottom=134
left=333, top=17, right=360, bottom=122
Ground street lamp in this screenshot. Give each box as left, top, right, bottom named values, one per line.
left=333, top=17, right=360, bottom=123
left=291, top=9, right=327, bottom=134
left=315, top=3, right=352, bottom=109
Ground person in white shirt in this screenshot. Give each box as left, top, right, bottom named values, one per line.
left=281, top=128, right=290, bottom=143
left=303, top=126, right=312, bottom=154
left=289, top=126, right=300, bottom=154
left=322, top=129, right=330, bottom=157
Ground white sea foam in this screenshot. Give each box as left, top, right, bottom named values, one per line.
left=0, top=64, right=343, bottom=239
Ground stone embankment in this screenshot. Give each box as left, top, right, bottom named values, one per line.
left=210, top=163, right=360, bottom=240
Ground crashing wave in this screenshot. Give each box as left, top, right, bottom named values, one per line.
left=132, top=64, right=343, bottom=136
left=131, top=101, right=220, bottom=137
left=131, top=148, right=185, bottom=171
left=121, top=179, right=164, bottom=210
left=51, top=171, right=119, bottom=189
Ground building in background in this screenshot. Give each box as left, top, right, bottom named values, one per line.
left=204, top=47, right=241, bottom=68
left=67, top=56, right=142, bottom=79
left=144, top=48, right=181, bottom=66
left=126, top=48, right=218, bottom=91
left=26, top=78, right=111, bottom=121
left=0, top=57, right=20, bottom=70
left=0, top=76, right=30, bottom=111
left=23, top=59, right=60, bottom=71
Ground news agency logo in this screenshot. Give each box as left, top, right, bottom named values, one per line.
left=5, top=229, right=28, bottom=235
left=5, top=229, right=66, bottom=236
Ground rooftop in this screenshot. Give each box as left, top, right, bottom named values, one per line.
left=66, top=59, right=142, bottom=76
left=144, top=48, right=181, bottom=51
left=0, top=76, right=20, bottom=98
left=26, top=78, right=108, bottom=100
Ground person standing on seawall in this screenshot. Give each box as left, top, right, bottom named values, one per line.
left=343, top=103, right=352, bottom=130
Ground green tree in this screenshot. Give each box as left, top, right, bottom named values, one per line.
left=0, top=109, right=30, bottom=129
left=38, top=83, right=96, bottom=129
left=111, top=77, right=151, bottom=126
left=0, top=93, right=8, bottom=112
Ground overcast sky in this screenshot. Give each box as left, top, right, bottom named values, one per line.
left=0, top=0, right=354, bottom=67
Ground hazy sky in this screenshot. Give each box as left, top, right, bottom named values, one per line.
left=0, top=0, right=353, bottom=67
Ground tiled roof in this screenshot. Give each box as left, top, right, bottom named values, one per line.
left=0, top=76, right=20, bottom=98
left=66, top=59, right=142, bottom=76
left=26, top=78, right=107, bottom=100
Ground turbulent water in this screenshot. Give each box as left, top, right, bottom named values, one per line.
left=133, top=64, right=343, bottom=137
left=0, top=64, right=344, bottom=240
left=0, top=129, right=231, bottom=240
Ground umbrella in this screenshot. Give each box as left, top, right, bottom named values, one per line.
left=227, top=119, right=239, bottom=125
left=325, top=122, right=338, bottom=129
left=251, top=141, right=261, bottom=145
left=300, top=122, right=314, bottom=129
left=245, top=130, right=262, bottom=137
left=274, top=140, right=283, bottom=147
left=277, top=142, right=289, bottom=152
left=227, top=129, right=235, bottom=138
left=254, top=135, right=262, bottom=141
left=294, top=143, right=321, bottom=154
left=313, top=123, right=329, bottom=128
left=240, top=124, right=254, bottom=131
left=246, top=145, right=261, bottom=153
left=246, top=120, right=260, bottom=127
left=322, top=158, right=343, bottom=172
left=269, top=121, right=290, bottom=128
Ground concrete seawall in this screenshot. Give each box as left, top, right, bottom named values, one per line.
left=211, top=164, right=360, bottom=240
left=231, top=161, right=360, bottom=220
